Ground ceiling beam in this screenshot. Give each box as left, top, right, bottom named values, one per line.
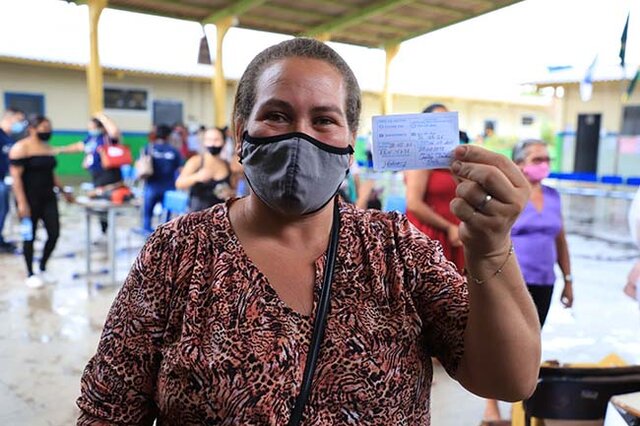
left=260, top=4, right=332, bottom=22
left=353, top=21, right=411, bottom=37
left=240, top=16, right=305, bottom=33
left=293, top=0, right=352, bottom=12
left=405, top=2, right=466, bottom=17
left=369, top=12, right=433, bottom=29
left=202, top=0, right=266, bottom=24
left=70, top=0, right=209, bottom=20
left=303, top=0, right=415, bottom=38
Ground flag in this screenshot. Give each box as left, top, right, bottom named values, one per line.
left=580, top=55, right=597, bottom=102
left=623, top=66, right=640, bottom=102
left=619, top=13, right=630, bottom=67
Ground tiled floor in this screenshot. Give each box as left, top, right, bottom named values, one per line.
left=0, top=194, right=638, bottom=426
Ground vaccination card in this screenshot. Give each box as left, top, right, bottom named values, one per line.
left=371, top=111, right=459, bottom=171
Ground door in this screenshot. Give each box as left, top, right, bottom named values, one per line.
left=574, top=113, right=601, bottom=173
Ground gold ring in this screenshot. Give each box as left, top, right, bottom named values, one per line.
left=476, top=193, right=492, bottom=212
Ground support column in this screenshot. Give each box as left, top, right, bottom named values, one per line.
left=86, top=0, right=107, bottom=116
left=212, top=17, right=234, bottom=127
left=314, top=33, right=332, bottom=42
left=381, top=43, right=400, bottom=115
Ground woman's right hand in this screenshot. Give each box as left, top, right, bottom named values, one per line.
left=18, top=202, right=31, bottom=219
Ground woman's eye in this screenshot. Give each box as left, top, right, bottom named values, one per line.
left=265, top=112, right=287, bottom=122
left=315, top=117, right=335, bottom=126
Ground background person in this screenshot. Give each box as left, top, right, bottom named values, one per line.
left=624, top=186, right=640, bottom=308
left=0, top=107, right=26, bottom=253
left=9, top=115, right=73, bottom=288
left=512, top=139, right=574, bottom=323
left=140, top=124, right=182, bottom=233
left=77, top=38, right=540, bottom=425
left=175, top=127, right=233, bottom=211
left=405, top=103, right=464, bottom=271
left=55, top=113, right=124, bottom=234
left=483, top=138, right=575, bottom=421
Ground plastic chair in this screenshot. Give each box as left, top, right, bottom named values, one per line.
left=627, top=177, right=640, bottom=186
left=162, top=190, right=189, bottom=222
left=120, top=164, right=136, bottom=186
left=523, top=365, right=640, bottom=426
left=572, top=172, right=598, bottom=182
left=600, top=175, right=624, bottom=185
left=383, top=195, right=407, bottom=213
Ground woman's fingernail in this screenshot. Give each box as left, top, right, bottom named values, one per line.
left=454, top=146, right=467, bottom=158
left=451, top=160, right=462, bottom=173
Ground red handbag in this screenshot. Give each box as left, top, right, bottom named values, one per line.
left=98, top=139, right=133, bottom=169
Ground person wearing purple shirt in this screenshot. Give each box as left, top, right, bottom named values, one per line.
left=510, top=139, right=574, bottom=326
left=484, top=139, right=574, bottom=422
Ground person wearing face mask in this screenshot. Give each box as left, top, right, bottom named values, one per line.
left=175, top=126, right=233, bottom=211
left=483, top=139, right=574, bottom=421
left=55, top=112, right=123, bottom=234
left=0, top=107, right=27, bottom=253
left=9, top=115, right=73, bottom=288
left=511, top=139, right=574, bottom=322
left=78, top=39, right=541, bottom=425
left=140, top=124, right=183, bottom=233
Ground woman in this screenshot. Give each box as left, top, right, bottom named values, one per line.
left=9, top=116, right=73, bottom=288
left=512, top=139, right=574, bottom=323
left=406, top=103, right=465, bottom=271
left=175, top=126, right=233, bottom=211
left=56, top=113, right=124, bottom=233
left=140, top=124, right=182, bottom=233
left=484, top=139, right=575, bottom=421
left=78, top=38, right=540, bottom=425
left=624, top=186, right=640, bottom=307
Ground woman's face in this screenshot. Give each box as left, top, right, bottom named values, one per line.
left=203, top=129, right=225, bottom=148
left=240, top=57, right=354, bottom=149
left=32, top=120, right=52, bottom=135
left=519, top=143, right=551, bottom=184
left=521, top=144, right=550, bottom=168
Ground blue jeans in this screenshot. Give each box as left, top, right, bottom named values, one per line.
left=143, top=184, right=171, bottom=232
left=0, top=181, right=9, bottom=243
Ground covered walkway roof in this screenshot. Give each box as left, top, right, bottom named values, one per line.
left=68, top=0, right=523, bottom=125
left=71, top=0, right=521, bottom=48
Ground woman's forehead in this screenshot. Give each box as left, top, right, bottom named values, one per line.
left=526, top=144, right=547, bottom=156
left=255, top=57, right=345, bottom=102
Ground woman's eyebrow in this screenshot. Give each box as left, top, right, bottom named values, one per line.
left=257, top=99, right=293, bottom=111
left=310, top=105, right=343, bottom=115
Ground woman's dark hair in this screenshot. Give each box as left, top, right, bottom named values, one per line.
left=155, top=124, right=173, bottom=140
left=512, top=139, right=547, bottom=163
left=213, top=127, right=226, bottom=139
left=91, top=118, right=105, bottom=130
left=422, top=103, right=448, bottom=113
left=232, top=37, right=361, bottom=134
left=27, top=114, right=50, bottom=129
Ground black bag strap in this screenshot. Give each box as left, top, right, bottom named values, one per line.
left=287, top=197, right=341, bottom=426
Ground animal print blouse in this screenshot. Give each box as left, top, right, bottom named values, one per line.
left=77, top=199, right=469, bottom=425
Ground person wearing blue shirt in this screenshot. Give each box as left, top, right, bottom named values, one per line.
left=141, top=124, right=182, bottom=233
left=0, top=107, right=27, bottom=253
left=55, top=113, right=123, bottom=234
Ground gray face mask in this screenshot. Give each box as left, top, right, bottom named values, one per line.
left=241, top=131, right=353, bottom=216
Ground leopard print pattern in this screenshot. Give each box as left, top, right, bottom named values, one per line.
left=77, top=199, right=469, bottom=425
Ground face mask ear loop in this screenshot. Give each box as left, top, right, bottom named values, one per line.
left=239, top=130, right=253, bottom=164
